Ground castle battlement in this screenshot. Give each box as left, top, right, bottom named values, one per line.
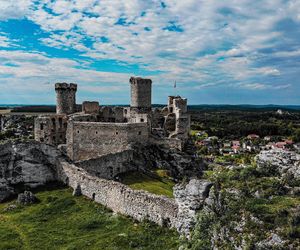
left=129, top=77, right=152, bottom=85
left=55, top=82, right=77, bottom=91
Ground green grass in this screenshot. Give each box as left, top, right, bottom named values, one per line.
left=120, top=171, right=175, bottom=198
left=0, top=188, right=179, bottom=250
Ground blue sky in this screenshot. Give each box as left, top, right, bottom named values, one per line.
left=0, top=0, right=299, bottom=105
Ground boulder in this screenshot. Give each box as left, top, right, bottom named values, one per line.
left=17, top=191, right=38, bottom=205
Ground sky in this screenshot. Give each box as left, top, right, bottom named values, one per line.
left=0, top=0, right=300, bottom=105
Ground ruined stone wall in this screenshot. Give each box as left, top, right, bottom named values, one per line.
left=34, top=114, right=67, bottom=145
left=55, top=83, right=77, bottom=115
left=67, top=121, right=149, bottom=161
left=59, top=161, right=179, bottom=228
left=82, top=101, right=99, bottom=114
left=175, top=114, right=190, bottom=140
left=151, top=108, right=165, bottom=128
left=164, top=96, right=190, bottom=141
left=129, top=111, right=149, bottom=124
left=130, top=77, right=152, bottom=109
left=70, top=114, right=98, bottom=122
left=76, top=150, right=137, bottom=179
left=173, top=98, right=188, bottom=113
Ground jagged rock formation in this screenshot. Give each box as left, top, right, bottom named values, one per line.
left=130, top=144, right=204, bottom=180
left=0, top=142, right=62, bottom=202
left=256, top=149, right=300, bottom=181
left=174, top=179, right=213, bottom=236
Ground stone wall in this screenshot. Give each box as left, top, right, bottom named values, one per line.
left=76, top=149, right=138, bottom=179
left=0, top=141, right=205, bottom=235
left=166, top=96, right=190, bottom=141
left=59, top=161, right=179, bottom=228
left=34, top=114, right=68, bottom=145
left=67, top=121, right=149, bottom=161
left=82, top=101, right=99, bottom=114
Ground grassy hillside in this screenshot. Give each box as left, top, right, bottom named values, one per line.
left=0, top=188, right=179, bottom=250
left=120, top=170, right=175, bottom=198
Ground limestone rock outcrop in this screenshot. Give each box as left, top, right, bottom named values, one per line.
left=255, top=149, right=300, bottom=181
left=0, top=142, right=62, bottom=202
left=174, top=179, right=213, bottom=236
left=130, top=144, right=205, bottom=180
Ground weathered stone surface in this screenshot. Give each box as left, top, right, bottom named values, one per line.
left=60, top=161, right=179, bottom=228
left=67, top=121, right=149, bottom=161
left=0, top=142, right=62, bottom=202
left=17, top=191, right=38, bottom=205
left=256, top=149, right=300, bottom=181
left=256, top=233, right=285, bottom=249
left=174, top=179, right=213, bottom=236
left=77, top=143, right=204, bottom=181
left=130, top=144, right=205, bottom=180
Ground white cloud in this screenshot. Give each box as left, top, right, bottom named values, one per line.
left=237, top=83, right=268, bottom=90
left=0, top=0, right=33, bottom=20
left=0, top=33, right=11, bottom=47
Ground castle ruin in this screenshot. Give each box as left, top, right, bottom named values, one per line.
left=35, top=77, right=190, bottom=162
left=27, top=78, right=200, bottom=234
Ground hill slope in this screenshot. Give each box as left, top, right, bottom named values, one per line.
left=0, top=188, right=179, bottom=250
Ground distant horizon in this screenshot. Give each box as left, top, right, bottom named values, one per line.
left=1, top=103, right=300, bottom=107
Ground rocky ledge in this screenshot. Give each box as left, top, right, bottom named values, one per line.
left=0, top=141, right=63, bottom=202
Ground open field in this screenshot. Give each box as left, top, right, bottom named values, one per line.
left=0, top=187, right=179, bottom=250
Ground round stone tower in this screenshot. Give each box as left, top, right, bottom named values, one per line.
left=55, top=83, right=77, bottom=114
left=130, top=77, right=152, bottom=112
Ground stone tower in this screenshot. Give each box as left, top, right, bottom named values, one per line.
left=130, top=77, right=152, bottom=112
left=55, top=83, right=77, bottom=114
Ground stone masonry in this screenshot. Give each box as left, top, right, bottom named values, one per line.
left=55, top=83, right=77, bottom=115
left=35, top=77, right=191, bottom=160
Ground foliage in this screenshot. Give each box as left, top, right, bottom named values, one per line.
left=191, top=110, right=300, bottom=139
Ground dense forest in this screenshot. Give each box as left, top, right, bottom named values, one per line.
left=190, top=109, right=300, bottom=141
